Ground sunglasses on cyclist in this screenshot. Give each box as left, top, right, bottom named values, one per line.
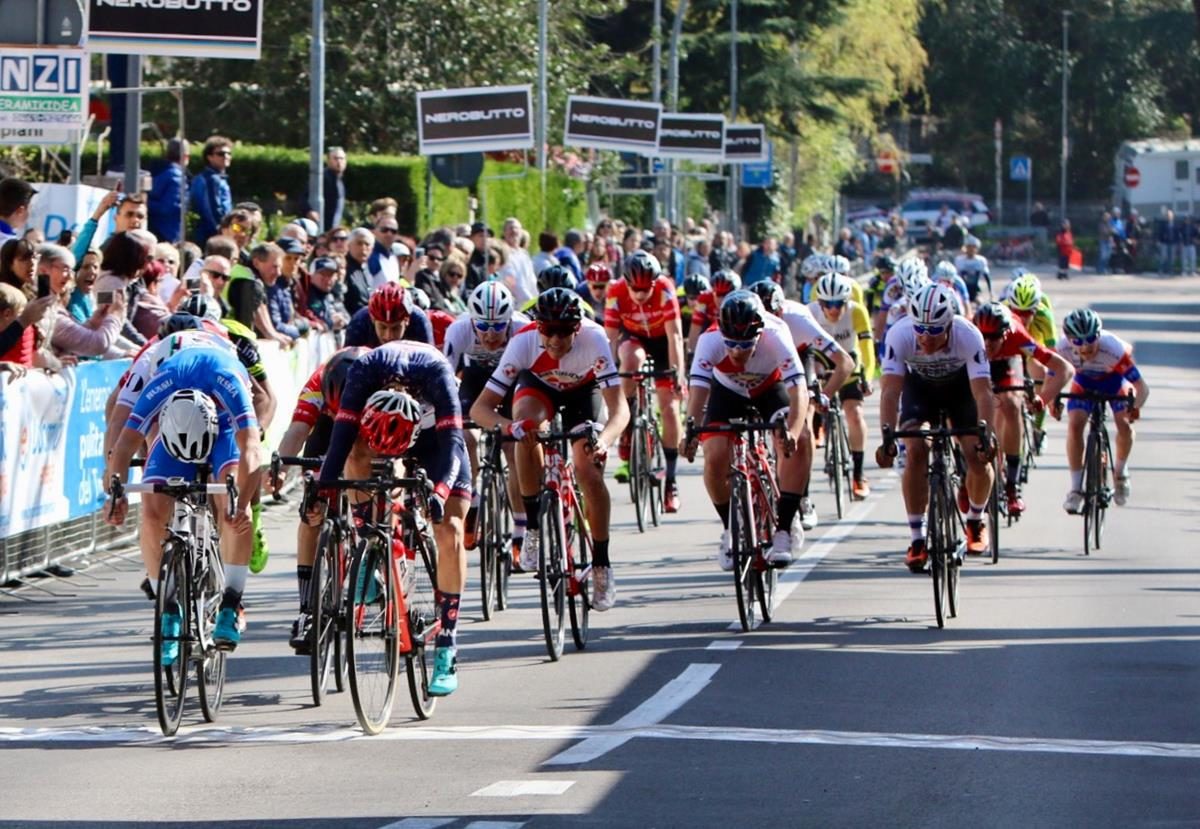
left=538, top=322, right=580, bottom=338
left=723, top=337, right=758, bottom=350
left=1069, top=334, right=1099, bottom=346
left=982, top=331, right=1006, bottom=341
left=912, top=323, right=947, bottom=336
left=819, top=300, right=846, bottom=309
left=474, top=320, right=508, bottom=333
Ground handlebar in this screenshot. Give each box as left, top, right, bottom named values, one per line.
left=617, top=369, right=678, bottom=380
left=1056, top=390, right=1135, bottom=403
left=109, top=473, right=238, bottom=520
left=685, top=416, right=781, bottom=440
left=886, top=422, right=989, bottom=441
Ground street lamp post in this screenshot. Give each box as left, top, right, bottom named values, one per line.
left=651, top=0, right=662, bottom=222
left=309, top=0, right=325, bottom=230
left=1059, top=10, right=1071, bottom=226
left=729, top=0, right=739, bottom=239
left=668, top=0, right=689, bottom=227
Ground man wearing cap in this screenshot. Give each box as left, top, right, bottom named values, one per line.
left=467, top=221, right=491, bottom=290
left=269, top=237, right=309, bottom=340
left=0, top=177, right=37, bottom=248
left=189, top=136, right=233, bottom=245
left=305, top=256, right=349, bottom=331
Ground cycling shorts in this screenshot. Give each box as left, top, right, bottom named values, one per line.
left=1066, top=373, right=1130, bottom=414
left=837, top=380, right=864, bottom=404
left=701, top=380, right=790, bottom=441
left=989, top=356, right=1025, bottom=389
left=899, top=368, right=979, bottom=430
left=618, top=331, right=674, bottom=389
left=461, top=362, right=512, bottom=419
left=407, top=429, right=473, bottom=501
left=513, top=369, right=603, bottom=436
left=143, top=427, right=239, bottom=484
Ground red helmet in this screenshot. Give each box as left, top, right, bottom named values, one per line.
left=368, top=283, right=412, bottom=323
left=974, top=301, right=1013, bottom=337
left=359, top=389, right=422, bottom=455
left=585, top=261, right=612, bottom=284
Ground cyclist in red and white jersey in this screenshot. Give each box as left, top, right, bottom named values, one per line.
left=686, top=269, right=742, bottom=355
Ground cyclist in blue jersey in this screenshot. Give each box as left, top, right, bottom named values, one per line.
left=306, top=340, right=471, bottom=697
left=343, top=282, right=434, bottom=347
left=106, top=343, right=264, bottom=653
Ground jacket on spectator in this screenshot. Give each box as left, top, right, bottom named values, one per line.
left=306, top=282, right=347, bottom=331
left=52, top=304, right=123, bottom=358
left=342, top=254, right=372, bottom=315
left=189, top=165, right=232, bottom=244
left=149, top=161, right=187, bottom=243
left=132, top=287, right=172, bottom=340
left=367, top=241, right=399, bottom=288
left=266, top=278, right=306, bottom=339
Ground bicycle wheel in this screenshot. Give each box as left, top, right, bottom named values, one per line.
left=989, top=449, right=1002, bottom=563
left=346, top=540, right=399, bottom=735
left=829, top=412, right=846, bottom=519
left=646, top=416, right=662, bottom=528
left=1093, top=427, right=1112, bottom=552
left=927, top=478, right=948, bottom=629
left=333, top=534, right=349, bottom=694
left=196, top=541, right=226, bottom=722
left=477, top=470, right=497, bottom=621
left=538, top=491, right=566, bottom=661
left=495, top=483, right=512, bottom=611
left=1019, top=411, right=1036, bottom=482
left=838, top=413, right=854, bottom=505
left=154, top=541, right=190, bottom=736
left=405, top=524, right=439, bottom=720
left=729, top=479, right=757, bottom=632
left=309, top=521, right=339, bottom=705
left=630, top=415, right=648, bottom=534
left=1083, top=429, right=1101, bottom=556
left=753, top=478, right=777, bottom=623
left=944, top=481, right=961, bottom=619
left=568, top=503, right=591, bottom=651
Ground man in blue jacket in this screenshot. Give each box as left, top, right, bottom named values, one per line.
left=149, top=138, right=189, bottom=244
left=189, top=136, right=233, bottom=245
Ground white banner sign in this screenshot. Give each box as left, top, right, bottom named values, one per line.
left=0, top=47, right=89, bottom=131
left=27, top=184, right=114, bottom=249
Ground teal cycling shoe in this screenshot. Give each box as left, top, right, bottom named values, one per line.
left=428, top=646, right=458, bottom=696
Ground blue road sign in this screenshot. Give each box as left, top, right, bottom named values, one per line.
left=1010, top=155, right=1031, bottom=182
left=741, top=145, right=773, bottom=188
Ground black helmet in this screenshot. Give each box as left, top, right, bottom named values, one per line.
left=538, top=264, right=577, bottom=293
left=179, top=292, right=216, bottom=322
left=748, top=280, right=784, bottom=315
left=874, top=254, right=897, bottom=274
left=158, top=312, right=204, bottom=339
left=320, top=346, right=370, bottom=412
left=711, top=269, right=742, bottom=297
left=624, top=249, right=661, bottom=289
left=535, top=287, right=584, bottom=324
left=682, top=273, right=711, bottom=298
left=718, top=290, right=766, bottom=340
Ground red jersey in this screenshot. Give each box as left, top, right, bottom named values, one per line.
left=604, top=276, right=680, bottom=339
left=690, top=289, right=724, bottom=333
left=291, top=363, right=329, bottom=426
left=991, top=315, right=1053, bottom=365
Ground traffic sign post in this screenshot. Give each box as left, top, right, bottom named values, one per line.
left=1011, top=155, right=1033, bottom=226
left=1124, top=165, right=1141, bottom=189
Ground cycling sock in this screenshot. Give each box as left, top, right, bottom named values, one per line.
left=435, top=592, right=460, bottom=649
left=1070, top=469, right=1083, bottom=491
left=221, top=587, right=243, bottom=612
left=471, top=491, right=480, bottom=509
left=715, top=501, right=730, bottom=528
left=296, top=565, right=312, bottom=611
left=149, top=578, right=160, bottom=599
left=776, top=491, right=802, bottom=532
left=908, top=514, right=926, bottom=542
left=513, top=515, right=526, bottom=539
left=1005, top=454, right=1021, bottom=485
left=225, top=563, right=249, bottom=595
left=522, top=496, right=540, bottom=530
left=967, top=501, right=987, bottom=521
left=664, top=448, right=679, bottom=482
left=592, top=539, right=611, bottom=568
left=852, top=450, right=864, bottom=479
left=1115, top=457, right=1128, bottom=477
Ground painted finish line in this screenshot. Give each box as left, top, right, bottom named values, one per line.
left=3, top=722, right=1198, bottom=760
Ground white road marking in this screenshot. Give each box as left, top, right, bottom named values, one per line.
left=728, top=490, right=886, bottom=631
left=464, top=822, right=527, bottom=829
left=3, top=721, right=1197, bottom=760
left=470, top=780, right=574, bottom=797
left=706, top=640, right=742, bottom=651
left=543, top=662, right=721, bottom=765
left=378, top=820, right=456, bottom=829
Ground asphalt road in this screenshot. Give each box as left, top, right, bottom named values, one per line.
left=2, top=269, right=1198, bottom=828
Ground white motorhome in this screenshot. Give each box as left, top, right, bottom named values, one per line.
left=1114, top=138, right=1200, bottom=217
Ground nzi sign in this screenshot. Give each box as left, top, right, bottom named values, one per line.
left=0, top=49, right=88, bottom=131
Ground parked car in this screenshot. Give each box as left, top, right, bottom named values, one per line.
left=900, top=190, right=991, bottom=233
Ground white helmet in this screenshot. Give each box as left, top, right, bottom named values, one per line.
left=409, top=287, right=431, bottom=310
left=815, top=273, right=853, bottom=302
left=933, top=261, right=959, bottom=283
left=799, top=254, right=825, bottom=280
left=831, top=255, right=851, bottom=276
left=963, top=235, right=981, bottom=248
left=909, top=283, right=958, bottom=329
left=895, top=258, right=930, bottom=299
left=159, top=389, right=219, bottom=462
left=469, top=280, right=515, bottom=325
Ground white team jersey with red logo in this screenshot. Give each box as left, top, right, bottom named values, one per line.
left=881, top=316, right=990, bottom=383
left=690, top=324, right=804, bottom=398
left=779, top=299, right=841, bottom=360
left=1055, top=331, right=1136, bottom=381
left=486, top=317, right=618, bottom=394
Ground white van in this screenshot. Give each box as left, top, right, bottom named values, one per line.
left=1113, top=138, right=1200, bottom=217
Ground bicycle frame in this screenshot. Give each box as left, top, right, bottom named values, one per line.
left=539, top=429, right=589, bottom=597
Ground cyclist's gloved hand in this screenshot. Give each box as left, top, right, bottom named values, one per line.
left=429, top=482, right=449, bottom=524
left=506, top=418, right=539, bottom=442
left=875, top=439, right=897, bottom=469
left=1029, top=396, right=1047, bottom=415
left=1128, top=405, right=1141, bottom=422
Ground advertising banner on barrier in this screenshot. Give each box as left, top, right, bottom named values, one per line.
left=416, top=85, right=533, bottom=156
left=0, top=47, right=89, bottom=132
left=0, top=370, right=72, bottom=538
left=87, top=0, right=265, bottom=59
left=27, top=183, right=113, bottom=249
left=656, top=113, right=726, bottom=162
left=724, top=124, right=768, bottom=164
left=564, top=96, right=661, bottom=155
left=64, top=360, right=133, bottom=521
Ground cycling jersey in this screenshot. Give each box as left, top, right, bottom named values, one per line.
left=1000, top=286, right=1057, bottom=346
left=291, top=362, right=332, bottom=427
left=690, top=325, right=804, bottom=398
left=117, top=330, right=239, bottom=411
left=486, top=318, right=618, bottom=396
left=990, top=315, right=1054, bottom=365
left=318, top=340, right=468, bottom=498
left=953, top=254, right=991, bottom=300
left=126, top=344, right=257, bottom=436
left=603, top=276, right=680, bottom=339
left=778, top=300, right=841, bottom=363
left=690, top=289, right=721, bottom=332
left=443, top=311, right=530, bottom=373
left=882, top=316, right=990, bottom=384
left=219, top=317, right=266, bottom=380
left=343, top=304, right=434, bottom=348
left=878, top=276, right=907, bottom=317
left=1056, top=332, right=1140, bottom=385
left=807, top=299, right=875, bottom=379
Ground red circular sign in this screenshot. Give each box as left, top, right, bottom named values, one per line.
left=1124, top=166, right=1141, bottom=188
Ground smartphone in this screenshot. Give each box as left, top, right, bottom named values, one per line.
left=37, top=274, right=51, bottom=299
left=414, top=246, right=425, bottom=258
left=96, top=290, right=116, bottom=306
left=186, top=276, right=202, bottom=292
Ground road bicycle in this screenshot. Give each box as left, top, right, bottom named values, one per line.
left=687, top=418, right=781, bottom=632
left=992, top=377, right=1042, bottom=532
left=309, top=465, right=440, bottom=734
left=472, top=426, right=513, bottom=620
left=533, top=416, right=594, bottom=661
left=109, top=464, right=237, bottom=736
left=888, top=419, right=988, bottom=628
left=817, top=377, right=855, bottom=519
left=1057, top=390, right=1133, bottom=555
left=618, top=365, right=674, bottom=532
